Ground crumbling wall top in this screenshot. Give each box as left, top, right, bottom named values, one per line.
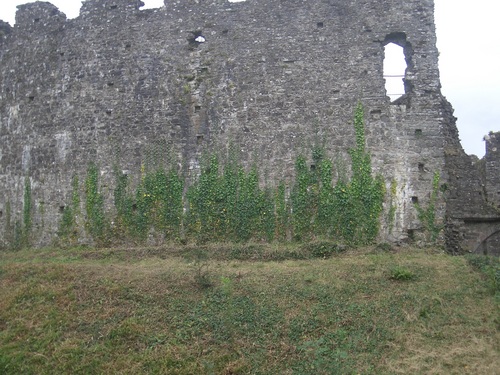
left=14, top=1, right=66, bottom=33
left=79, top=0, right=147, bottom=17
left=485, top=132, right=500, bottom=157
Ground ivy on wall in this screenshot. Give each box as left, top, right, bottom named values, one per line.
left=289, top=104, right=385, bottom=245
left=58, top=175, right=80, bottom=245
left=185, top=156, right=273, bottom=243
left=386, top=179, right=398, bottom=234
left=55, top=104, right=389, bottom=247
left=85, top=163, right=108, bottom=245
left=414, top=171, right=443, bottom=242
left=6, top=176, right=34, bottom=250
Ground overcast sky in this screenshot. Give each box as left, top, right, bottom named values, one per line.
left=1, top=0, right=499, bottom=157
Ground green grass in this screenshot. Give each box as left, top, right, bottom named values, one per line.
left=0, top=245, right=498, bottom=374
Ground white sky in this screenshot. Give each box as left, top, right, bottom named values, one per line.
left=0, top=0, right=499, bottom=157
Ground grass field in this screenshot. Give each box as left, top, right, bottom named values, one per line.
left=0, top=244, right=498, bottom=374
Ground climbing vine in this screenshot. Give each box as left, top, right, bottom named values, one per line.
left=58, top=175, right=80, bottom=245
left=53, top=103, right=387, bottom=247
left=290, top=155, right=316, bottom=240
left=414, top=171, right=443, bottom=242
left=85, top=163, right=108, bottom=245
left=185, top=156, right=273, bottom=243
left=112, top=163, right=185, bottom=243
left=289, top=104, right=385, bottom=244
left=274, top=182, right=289, bottom=241
left=386, top=179, right=398, bottom=234
left=347, top=103, right=385, bottom=244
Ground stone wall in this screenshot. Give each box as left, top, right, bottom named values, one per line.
left=0, top=0, right=498, bottom=251
left=485, top=132, right=500, bottom=209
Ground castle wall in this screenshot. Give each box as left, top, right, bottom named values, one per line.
left=0, top=0, right=476, bottom=248
left=485, top=132, right=500, bottom=209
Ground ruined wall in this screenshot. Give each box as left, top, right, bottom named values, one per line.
left=0, top=0, right=495, bottom=250
left=442, top=105, right=500, bottom=254
left=484, top=132, right=500, bottom=209
left=473, top=132, right=500, bottom=255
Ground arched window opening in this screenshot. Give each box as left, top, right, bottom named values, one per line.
left=383, top=43, right=407, bottom=102
left=139, top=0, right=164, bottom=10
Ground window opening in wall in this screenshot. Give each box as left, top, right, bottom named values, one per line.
left=188, top=30, right=206, bottom=48
left=59, top=205, right=65, bottom=213
left=418, top=163, right=425, bottom=172
left=415, top=129, right=423, bottom=136
left=317, top=22, right=324, bottom=28
left=370, top=109, right=382, bottom=119
left=383, top=43, right=406, bottom=102
left=411, top=196, right=419, bottom=204
left=139, top=0, right=164, bottom=10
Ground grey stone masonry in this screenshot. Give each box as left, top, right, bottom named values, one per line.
left=0, top=0, right=499, bottom=252
left=485, top=132, right=500, bottom=209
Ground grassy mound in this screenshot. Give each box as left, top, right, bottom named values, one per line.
left=0, top=245, right=498, bottom=374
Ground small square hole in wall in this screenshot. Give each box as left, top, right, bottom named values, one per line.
left=418, top=163, right=425, bottom=172
left=110, top=5, right=118, bottom=10
left=415, top=129, right=423, bottom=136
left=411, top=196, right=419, bottom=204
left=0, top=210, right=3, bottom=218
left=407, top=229, right=415, bottom=241
left=196, top=134, right=204, bottom=144
left=370, top=109, right=382, bottom=119
left=194, top=105, right=201, bottom=112
left=317, top=22, right=324, bottom=28
left=310, top=164, right=316, bottom=171
left=34, top=18, right=40, bottom=23
left=59, top=205, right=65, bottom=213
